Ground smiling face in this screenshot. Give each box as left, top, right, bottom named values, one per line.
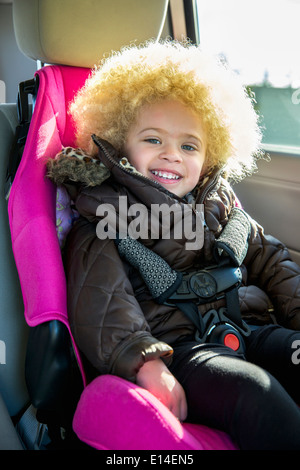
left=123, top=100, right=207, bottom=198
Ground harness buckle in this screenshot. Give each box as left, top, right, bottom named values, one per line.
left=195, top=307, right=251, bottom=354
left=165, top=265, right=242, bottom=306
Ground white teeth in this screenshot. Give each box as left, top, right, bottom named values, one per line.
left=152, top=170, right=180, bottom=180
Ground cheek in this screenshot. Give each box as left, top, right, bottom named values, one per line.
left=126, top=149, right=151, bottom=177
left=189, top=158, right=204, bottom=180
left=129, top=147, right=153, bottom=169
left=124, top=145, right=139, bottom=166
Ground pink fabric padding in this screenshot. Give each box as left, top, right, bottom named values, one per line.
left=73, top=375, right=237, bottom=450
left=7, top=65, right=91, bottom=381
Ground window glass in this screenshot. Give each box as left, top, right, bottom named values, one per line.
left=196, top=0, right=300, bottom=152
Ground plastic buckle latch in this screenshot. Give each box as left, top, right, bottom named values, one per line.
left=166, top=265, right=242, bottom=305
left=4, top=77, right=38, bottom=201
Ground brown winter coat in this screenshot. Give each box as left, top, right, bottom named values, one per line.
left=48, top=137, right=300, bottom=382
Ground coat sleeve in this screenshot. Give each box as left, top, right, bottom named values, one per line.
left=243, top=219, right=300, bottom=330
left=65, top=217, right=173, bottom=382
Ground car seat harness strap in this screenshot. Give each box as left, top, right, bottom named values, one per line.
left=116, top=208, right=251, bottom=352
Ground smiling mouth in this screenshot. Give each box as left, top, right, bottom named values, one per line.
left=150, top=170, right=181, bottom=181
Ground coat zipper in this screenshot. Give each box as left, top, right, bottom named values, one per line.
left=197, top=171, right=221, bottom=205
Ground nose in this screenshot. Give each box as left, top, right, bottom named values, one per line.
left=159, top=143, right=182, bottom=163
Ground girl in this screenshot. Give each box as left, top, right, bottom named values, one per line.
left=48, top=40, right=300, bottom=449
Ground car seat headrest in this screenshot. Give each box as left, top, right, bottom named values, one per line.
left=12, top=0, right=169, bottom=68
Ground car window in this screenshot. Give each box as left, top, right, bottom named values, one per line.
left=196, top=0, right=300, bottom=153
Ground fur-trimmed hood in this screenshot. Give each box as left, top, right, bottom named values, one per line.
left=47, top=137, right=119, bottom=188
left=47, top=134, right=222, bottom=206
left=47, top=134, right=160, bottom=185
left=47, top=135, right=160, bottom=203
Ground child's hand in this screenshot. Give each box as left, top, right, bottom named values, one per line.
left=136, top=358, right=188, bottom=422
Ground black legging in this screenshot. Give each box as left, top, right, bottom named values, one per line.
left=168, top=325, right=300, bottom=450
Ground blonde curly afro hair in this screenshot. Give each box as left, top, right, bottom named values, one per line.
left=69, top=40, right=263, bottom=181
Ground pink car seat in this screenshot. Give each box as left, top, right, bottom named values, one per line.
left=8, top=62, right=237, bottom=451
left=8, top=0, right=238, bottom=450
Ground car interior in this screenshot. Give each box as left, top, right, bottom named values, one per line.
left=0, top=0, right=299, bottom=451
